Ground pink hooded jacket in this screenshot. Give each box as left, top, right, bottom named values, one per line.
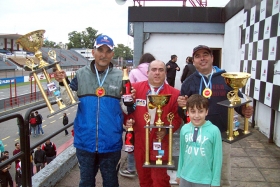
left=129, top=62, right=149, bottom=83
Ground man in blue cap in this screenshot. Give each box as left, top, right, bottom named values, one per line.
left=55, top=35, right=135, bottom=187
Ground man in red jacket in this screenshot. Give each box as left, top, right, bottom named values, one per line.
left=125, top=60, right=182, bottom=187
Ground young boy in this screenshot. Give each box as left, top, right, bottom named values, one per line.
left=176, top=94, right=222, bottom=187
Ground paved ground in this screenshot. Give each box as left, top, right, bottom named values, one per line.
left=55, top=126, right=280, bottom=187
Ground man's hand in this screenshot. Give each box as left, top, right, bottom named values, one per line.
left=125, top=118, right=135, bottom=130
left=242, top=105, right=254, bottom=118
left=156, top=128, right=167, bottom=140
left=131, top=86, right=136, bottom=100
left=177, top=95, right=188, bottom=108
left=54, top=70, right=66, bottom=83
left=175, top=177, right=180, bottom=184
left=167, top=65, right=171, bottom=69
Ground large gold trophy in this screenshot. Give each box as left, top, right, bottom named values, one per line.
left=16, top=30, right=79, bottom=117
left=143, top=94, right=175, bottom=168
left=218, top=72, right=251, bottom=143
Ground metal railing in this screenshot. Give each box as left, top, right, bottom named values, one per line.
left=0, top=90, right=53, bottom=113
left=0, top=103, right=73, bottom=187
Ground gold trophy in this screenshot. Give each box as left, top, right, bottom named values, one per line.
left=218, top=72, right=252, bottom=143
left=16, top=30, right=79, bottom=117
left=143, top=94, right=175, bottom=168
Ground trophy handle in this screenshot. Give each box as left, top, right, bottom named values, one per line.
left=144, top=112, right=151, bottom=165
left=48, top=49, right=76, bottom=105
left=167, top=112, right=174, bottom=166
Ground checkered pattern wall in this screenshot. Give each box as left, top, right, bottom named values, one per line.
left=241, top=0, right=280, bottom=112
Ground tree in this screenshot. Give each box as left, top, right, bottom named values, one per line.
left=67, top=27, right=100, bottom=49
left=113, top=44, right=133, bottom=60
left=66, top=27, right=133, bottom=60
left=43, top=40, right=61, bottom=48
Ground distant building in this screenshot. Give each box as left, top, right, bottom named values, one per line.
left=58, top=42, right=67, bottom=49
left=71, top=48, right=93, bottom=61
left=0, top=33, right=23, bottom=51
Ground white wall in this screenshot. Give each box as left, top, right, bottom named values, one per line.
left=223, top=9, right=280, bottom=146
left=223, top=10, right=244, bottom=72
left=254, top=103, right=280, bottom=147
left=275, top=112, right=280, bottom=147
left=143, top=33, right=224, bottom=90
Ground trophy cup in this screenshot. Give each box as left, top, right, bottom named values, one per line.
left=16, top=30, right=79, bottom=117
left=217, top=72, right=251, bottom=143
left=143, top=94, right=175, bottom=168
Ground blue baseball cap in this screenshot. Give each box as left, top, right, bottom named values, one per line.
left=94, top=35, right=114, bottom=50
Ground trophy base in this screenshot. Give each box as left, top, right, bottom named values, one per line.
left=29, top=61, right=60, bottom=75
left=47, top=101, right=80, bottom=118
left=144, top=125, right=174, bottom=129
left=217, top=98, right=251, bottom=108
left=222, top=129, right=252, bottom=144
left=143, top=160, right=175, bottom=169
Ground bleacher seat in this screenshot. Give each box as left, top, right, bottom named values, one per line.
left=8, top=56, right=40, bottom=67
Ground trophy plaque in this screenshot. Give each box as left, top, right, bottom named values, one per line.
left=16, top=30, right=79, bottom=117
left=218, top=72, right=252, bottom=143
left=143, top=94, right=175, bottom=168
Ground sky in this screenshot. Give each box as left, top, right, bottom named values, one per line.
left=0, top=0, right=230, bottom=49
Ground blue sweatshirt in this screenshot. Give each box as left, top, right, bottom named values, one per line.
left=180, top=66, right=243, bottom=132
left=177, top=120, right=223, bottom=186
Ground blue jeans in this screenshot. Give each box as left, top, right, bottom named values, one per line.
left=37, top=123, right=44, bottom=134
left=76, top=148, right=121, bottom=187
left=30, top=125, right=37, bottom=136
left=127, top=152, right=136, bottom=171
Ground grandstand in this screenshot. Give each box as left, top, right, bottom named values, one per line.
left=0, top=48, right=91, bottom=72
left=8, top=56, right=39, bottom=68
left=0, top=54, right=18, bottom=71
left=1, top=33, right=132, bottom=76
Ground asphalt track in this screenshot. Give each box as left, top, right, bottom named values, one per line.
left=0, top=87, right=77, bottom=184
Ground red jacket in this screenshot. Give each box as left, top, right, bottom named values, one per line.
left=127, top=81, right=182, bottom=160
left=29, top=117, right=37, bottom=126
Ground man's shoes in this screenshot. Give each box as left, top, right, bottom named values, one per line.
left=119, top=169, right=137, bottom=177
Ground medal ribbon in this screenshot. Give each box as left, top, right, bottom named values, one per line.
left=199, top=69, right=213, bottom=97
left=94, top=64, right=109, bottom=87
left=148, top=83, right=164, bottom=95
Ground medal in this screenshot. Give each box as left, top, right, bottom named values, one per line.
left=94, top=64, right=109, bottom=97
left=199, top=69, right=214, bottom=99
left=96, top=87, right=105, bottom=97
left=202, top=88, right=212, bottom=98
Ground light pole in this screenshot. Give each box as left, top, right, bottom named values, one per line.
left=123, top=51, right=126, bottom=67
left=86, top=48, right=88, bottom=65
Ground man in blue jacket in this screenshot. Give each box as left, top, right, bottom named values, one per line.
left=55, top=35, right=134, bottom=187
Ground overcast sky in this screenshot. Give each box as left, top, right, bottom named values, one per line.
left=0, top=0, right=230, bottom=48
